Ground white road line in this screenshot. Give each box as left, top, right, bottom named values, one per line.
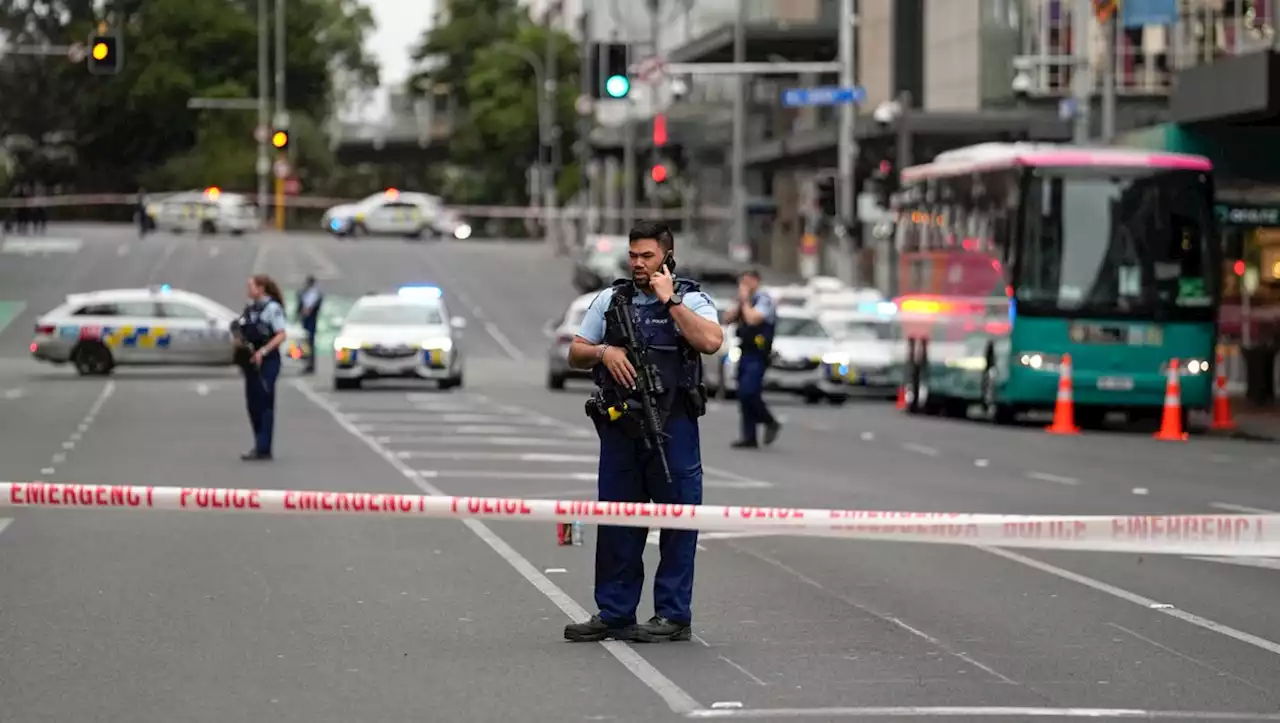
left=1186, top=556, right=1280, bottom=571
left=208, top=246, right=221, bottom=258
left=297, top=237, right=341, bottom=279
left=353, top=420, right=561, bottom=431
left=145, top=238, right=180, bottom=285
left=687, top=706, right=1280, bottom=720
left=411, top=469, right=770, bottom=489
left=195, top=383, right=210, bottom=396
left=980, top=546, right=1280, bottom=658
left=294, top=380, right=703, bottom=715
left=483, top=321, right=522, bottom=361
left=901, top=443, right=938, bottom=456
left=117, top=244, right=129, bottom=256
left=395, top=450, right=597, bottom=463
left=1026, top=471, right=1079, bottom=486
left=346, top=413, right=536, bottom=422
left=374, top=435, right=595, bottom=448
left=1211, top=502, right=1277, bottom=514
left=373, top=424, right=589, bottom=436
left=251, top=237, right=271, bottom=275
left=2, top=387, right=23, bottom=399
left=0, top=518, right=10, bottom=536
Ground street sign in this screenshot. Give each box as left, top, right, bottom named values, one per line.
left=637, top=56, right=664, bottom=84
left=66, top=43, right=86, bottom=63
left=284, top=177, right=301, bottom=195
left=574, top=94, right=594, bottom=117
left=254, top=124, right=269, bottom=144
left=781, top=86, right=865, bottom=108
left=273, top=158, right=291, bottom=179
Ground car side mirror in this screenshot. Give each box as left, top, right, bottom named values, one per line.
left=450, top=316, right=467, bottom=329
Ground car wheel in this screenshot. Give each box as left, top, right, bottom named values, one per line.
left=803, top=390, right=825, bottom=405
left=440, top=374, right=463, bottom=390
left=334, top=377, right=361, bottom=391
left=72, top=342, right=114, bottom=376
left=827, top=393, right=849, bottom=406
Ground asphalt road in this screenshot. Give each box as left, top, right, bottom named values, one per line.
left=1, top=224, right=1279, bottom=723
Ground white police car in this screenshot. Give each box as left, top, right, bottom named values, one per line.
left=147, top=187, right=260, bottom=235
left=322, top=189, right=472, bottom=240
left=722, top=307, right=849, bottom=405
left=29, top=285, right=308, bottom=375
left=332, top=285, right=468, bottom=390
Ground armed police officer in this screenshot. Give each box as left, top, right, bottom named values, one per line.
left=563, top=221, right=724, bottom=644
left=232, top=274, right=288, bottom=461
left=724, top=269, right=782, bottom=448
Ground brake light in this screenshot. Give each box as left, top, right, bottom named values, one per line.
left=34, top=324, right=54, bottom=336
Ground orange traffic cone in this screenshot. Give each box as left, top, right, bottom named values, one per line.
left=1154, top=359, right=1189, bottom=441
left=896, top=385, right=907, bottom=410
left=1045, top=353, right=1080, bottom=435
left=1210, top=351, right=1237, bottom=431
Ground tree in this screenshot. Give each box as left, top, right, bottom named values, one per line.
left=0, top=0, right=379, bottom=192
left=409, top=4, right=581, bottom=206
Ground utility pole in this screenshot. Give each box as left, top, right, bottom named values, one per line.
left=729, top=0, right=746, bottom=260
left=647, top=0, right=661, bottom=215
left=889, top=90, right=912, bottom=299
left=543, top=4, right=560, bottom=252
left=256, top=0, right=270, bottom=221
left=1070, top=0, right=1091, bottom=144
left=1100, top=10, right=1116, bottom=144
left=622, top=40, right=636, bottom=232
left=837, top=0, right=858, bottom=287
left=273, top=0, right=287, bottom=231
left=576, top=9, right=593, bottom=251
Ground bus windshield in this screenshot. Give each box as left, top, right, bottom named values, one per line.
left=1018, top=168, right=1216, bottom=318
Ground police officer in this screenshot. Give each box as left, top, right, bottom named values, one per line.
left=724, top=270, right=782, bottom=448
left=564, top=221, right=724, bottom=643
left=233, top=274, right=288, bottom=461
left=295, top=275, right=323, bottom=374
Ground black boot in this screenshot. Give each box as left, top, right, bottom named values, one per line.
left=635, top=616, right=691, bottom=643
left=564, top=615, right=638, bottom=642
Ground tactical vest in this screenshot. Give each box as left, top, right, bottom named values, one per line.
left=591, top=278, right=705, bottom=401
left=237, top=299, right=279, bottom=354
left=734, top=291, right=776, bottom=359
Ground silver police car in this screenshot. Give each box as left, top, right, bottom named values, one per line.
left=332, top=285, right=467, bottom=390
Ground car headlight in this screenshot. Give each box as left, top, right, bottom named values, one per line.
left=1181, top=358, right=1210, bottom=375
left=821, top=352, right=849, bottom=365
left=334, top=336, right=361, bottom=350
left=1017, top=352, right=1061, bottom=372
left=423, top=338, right=453, bottom=351
left=453, top=224, right=472, bottom=240
left=945, top=356, right=988, bottom=371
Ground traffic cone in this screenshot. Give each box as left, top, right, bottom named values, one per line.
left=1154, top=359, right=1189, bottom=441
left=1045, top=354, right=1080, bottom=435
left=896, top=385, right=907, bottom=410
left=1210, top=351, right=1237, bottom=431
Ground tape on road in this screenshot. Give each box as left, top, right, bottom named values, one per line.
left=4, top=482, right=1278, bottom=557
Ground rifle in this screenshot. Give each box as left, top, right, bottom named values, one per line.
left=603, top=299, right=673, bottom=486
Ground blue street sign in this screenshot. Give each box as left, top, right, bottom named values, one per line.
left=781, top=86, right=865, bottom=108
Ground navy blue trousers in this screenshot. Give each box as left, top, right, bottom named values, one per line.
left=736, top=354, right=775, bottom=443
left=594, top=413, right=704, bottom=626
left=244, top=352, right=281, bottom=455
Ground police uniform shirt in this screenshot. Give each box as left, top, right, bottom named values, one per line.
left=260, top=299, right=288, bottom=335
left=747, top=291, right=778, bottom=325
left=576, top=286, right=719, bottom=345
left=300, top=287, right=322, bottom=315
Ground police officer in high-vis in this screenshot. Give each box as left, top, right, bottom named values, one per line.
left=295, top=275, right=323, bottom=374
left=564, top=221, right=724, bottom=643
left=724, top=269, right=782, bottom=448
left=232, top=274, right=288, bottom=461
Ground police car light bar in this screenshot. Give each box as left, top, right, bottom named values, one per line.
left=398, top=285, right=442, bottom=299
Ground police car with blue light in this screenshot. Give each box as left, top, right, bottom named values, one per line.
left=721, top=305, right=850, bottom=405
left=322, top=189, right=472, bottom=241
left=817, top=299, right=900, bottom=396
left=30, top=285, right=310, bottom=375
left=331, top=285, right=467, bottom=390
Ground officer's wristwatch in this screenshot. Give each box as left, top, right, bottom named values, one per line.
left=665, top=293, right=684, bottom=309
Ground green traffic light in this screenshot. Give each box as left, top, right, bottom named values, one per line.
left=605, top=74, right=630, bottom=99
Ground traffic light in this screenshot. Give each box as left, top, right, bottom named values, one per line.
left=650, top=163, right=668, bottom=184
left=87, top=33, right=121, bottom=75
left=816, top=177, right=836, bottom=217
left=271, top=130, right=289, bottom=150
left=590, top=42, right=631, bottom=99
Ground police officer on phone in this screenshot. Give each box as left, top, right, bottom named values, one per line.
left=563, top=221, right=724, bottom=643
left=724, top=269, right=782, bottom=448
left=232, top=274, right=288, bottom=461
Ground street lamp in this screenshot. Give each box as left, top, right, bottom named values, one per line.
left=493, top=41, right=555, bottom=248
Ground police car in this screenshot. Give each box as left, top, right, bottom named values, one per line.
left=819, top=301, right=900, bottom=395
left=29, top=286, right=309, bottom=375
left=322, top=189, right=472, bottom=240
left=332, top=286, right=467, bottom=390
left=545, top=292, right=597, bottom=390
left=722, top=307, right=849, bottom=405
left=147, top=187, right=260, bottom=235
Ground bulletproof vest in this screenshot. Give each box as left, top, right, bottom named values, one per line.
left=734, top=291, right=776, bottom=358
left=592, top=278, right=704, bottom=398
left=237, top=300, right=276, bottom=350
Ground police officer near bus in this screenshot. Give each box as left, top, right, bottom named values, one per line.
left=232, top=273, right=288, bottom=461
left=295, top=275, right=323, bottom=374
left=564, top=221, right=724, bottom=643
left=724, top=269, right=782, bottom=448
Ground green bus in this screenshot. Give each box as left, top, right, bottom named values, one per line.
left=891, top=143, right=1220, bottom=427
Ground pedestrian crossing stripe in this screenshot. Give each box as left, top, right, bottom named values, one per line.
left=103, top=326, right=171, bottom=349
left=1, top=237, right=83, bottom=254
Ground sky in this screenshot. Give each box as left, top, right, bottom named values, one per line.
left=363, top=0, right=438, bottom=114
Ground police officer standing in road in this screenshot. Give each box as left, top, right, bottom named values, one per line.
left=724, top=270, right=782, bottom=448
left=564, top=221, right=724, bottom=643
left=295, top=275, right=323, bottom=374
left=233, top=274, right=288, bottom=461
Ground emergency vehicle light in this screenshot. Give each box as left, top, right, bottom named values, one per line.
left=856, top=301, right=898, bottom=316
left=398, top=285, right=441, bottom=299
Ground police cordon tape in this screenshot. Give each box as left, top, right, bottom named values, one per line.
left=4, top=481, right=1280, bottom=557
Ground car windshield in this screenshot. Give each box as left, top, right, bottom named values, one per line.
left=776, top=316, right=828, bottom=338
left=345, top=302, right=443, bottom=326
left=1018, top=167, right=1216, bottom=319
left=834, top=320, right=894, bottom=341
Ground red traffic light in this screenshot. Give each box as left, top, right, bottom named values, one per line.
left=878, top=160, right=892, bottom=175
left=1234, top=260, right=1246, bottom=277
left=650, top=164, right=668, bottom=183
left=653, top=114, right=668, bottom=146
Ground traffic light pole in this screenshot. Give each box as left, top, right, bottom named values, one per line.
left=274, top=0, right=287, bottom=232
left=622, top=41, right=636, bottom=234
left=256, top=0, right=270, bottom=224
left=837, top=0, right=859, bottom=287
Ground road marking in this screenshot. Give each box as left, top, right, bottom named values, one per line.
left=2, top=387, right=23, bottom=399
left=981, top=546, right=1280, bottom=657
left=297, top=238, right=341, bottom=279
left=394, top=450, right=597, bottom=463
left=251, top=237, right=272, bottom=275
left=208, top=246, right=221, bottom=258
left=901, top=443, right=938, bottom=456
left=687, top=706, right=1280, bottom=720
left=375, top=424, right=589, bottom=436
left=195, top=383, right=210, bottom=396
left=375, top=435, right=595, bottom=448
left=0, top=518, right=10, bottom=536
left=974, top=458, right=989, bottom=467
left=483, top=321, right=522, bottom=360
left=859, top=432, right=874, bottom=440
left=117, top=244, right=129, bottom=256
left=1, top=237, right=82, bottom=254
left=1132, top=487, right=1149, bottom=495
left=294, top=380, right=703, bottom=715
left=1026, top=471, right=1078, bottom=486
left=345, top=412, right=535, bottom=422
left=412, top=469, right=769, bottom=489
left=0, top=301, right=27, bottom=339
left=1107, top=622, right=1271, bottom=693
left=1185, top=556, right=1280, bottom=571
left=1211, top=502, right=1276, bottom=515
left=144, top=238, right=180, bottom=285
left=353, top=420, right=560, bottom=431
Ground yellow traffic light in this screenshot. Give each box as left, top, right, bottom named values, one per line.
left=271, top=130, right=289, bottom=149
left=92, top=42, right=108, bottom=61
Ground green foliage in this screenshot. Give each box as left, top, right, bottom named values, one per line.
left=409, top=6, right=583, bottom=206
left=0, top=0, right=378, bottom=192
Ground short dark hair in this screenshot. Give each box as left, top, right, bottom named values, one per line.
left=741, top=268, right=761, bottom=281
left=629, top=221, right=674, bottom=252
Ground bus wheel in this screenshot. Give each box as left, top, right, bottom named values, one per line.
left=982, top=361, right=1014, bottom=425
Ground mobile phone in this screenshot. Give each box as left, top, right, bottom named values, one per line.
left=661, top=251, right=676, bottom=274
